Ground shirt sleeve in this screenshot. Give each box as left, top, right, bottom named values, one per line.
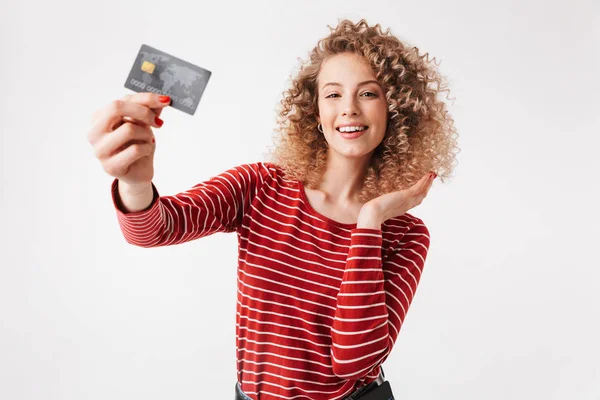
left=330, top=219, right=431, bottom=379
left=110, top=162, right=274, bottom=247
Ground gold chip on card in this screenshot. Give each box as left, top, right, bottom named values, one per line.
left=141, top=61, right=156, bottom=74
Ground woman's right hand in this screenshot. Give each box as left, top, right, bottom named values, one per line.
left=87, top=92, right=171, bottom=187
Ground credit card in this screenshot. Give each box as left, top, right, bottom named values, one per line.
left=124, top=44, right=211, bottom=115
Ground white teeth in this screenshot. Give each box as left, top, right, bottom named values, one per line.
left=338, top=126, right=367, bottom=133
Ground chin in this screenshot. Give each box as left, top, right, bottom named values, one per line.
left=329, top=145, right=375, bottom=159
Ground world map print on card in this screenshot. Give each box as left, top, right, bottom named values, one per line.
left=125, top=44, right=211, bottom=115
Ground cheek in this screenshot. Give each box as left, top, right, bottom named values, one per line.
left=319, top=105, right=336, bottom=122
left=371, top=101, right=388, bottom=120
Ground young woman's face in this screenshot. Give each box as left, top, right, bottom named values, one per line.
left=316, top=52, right=388, bottom=160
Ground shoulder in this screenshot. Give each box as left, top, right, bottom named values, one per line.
left=221, top=161, right=278, bottom=183
left=258, top=161, right=299, bottom=188
left=232, top=161, right=281, bottom=178
left=225, top=161, right=298, bottom=191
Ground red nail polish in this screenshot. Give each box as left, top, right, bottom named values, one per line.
left=152, top=138, right=155, bottom=143
left=155, top=116, right=164, bottom=127
left=159, top=95, right=171, bottom=103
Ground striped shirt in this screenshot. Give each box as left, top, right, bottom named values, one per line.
left=110, top=161, right=431, bottom=400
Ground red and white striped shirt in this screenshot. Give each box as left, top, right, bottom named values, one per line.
left=110, top=161, right=430, bottom=400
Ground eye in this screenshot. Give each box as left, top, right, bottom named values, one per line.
left=325, top=92, right=377, bottom=99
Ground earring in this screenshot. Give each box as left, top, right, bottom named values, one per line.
left=317, top=124, right=323, bottom=133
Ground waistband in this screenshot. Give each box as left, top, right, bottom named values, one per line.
left=235, top=368, right=385, bottom=400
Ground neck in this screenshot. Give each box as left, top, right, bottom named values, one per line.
left=315, top=150, right=372, bottom=205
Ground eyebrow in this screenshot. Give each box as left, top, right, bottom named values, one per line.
left=321, top=80, right=380, bottom=89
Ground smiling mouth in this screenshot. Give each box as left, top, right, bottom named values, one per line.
left=335, top=126, right=369, bottom=132
left=336, top=126, right=369, bottom=139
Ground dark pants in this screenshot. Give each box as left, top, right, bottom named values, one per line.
left=235, top=368, right=389, bottom=400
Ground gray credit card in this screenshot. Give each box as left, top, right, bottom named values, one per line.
left=124, top=44, right=211, bottom=115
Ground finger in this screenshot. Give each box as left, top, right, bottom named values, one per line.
left=103, top=141, right=153, bottom=178
left=425, top=176, right=434, bottom=193
left=410, top=172, right=431, bottom=194
left=95, top=99, right=162, bottom=138
left=108, top=121, right=154, bottom=158
left=412, top=173, right=435, bottom=198
left=122, top=92, right=168, bottom=117
left=422, top=173, right=437, bottom=195
left=89, top=93, right=168, bottom=145
left=88, top=102, right=152, bottom=146
left=94, top=121, right=154, bottom=160
left=124, top=92, right=170, bottom=117
left=124, top=91, right=171, bottom=108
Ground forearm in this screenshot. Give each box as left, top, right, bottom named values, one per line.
left=110, top=163, right=261, bottom=247
left=330, top=228, right=390, bottom=379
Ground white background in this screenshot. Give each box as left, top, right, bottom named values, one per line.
left=1, top=0, right=599, bottom=399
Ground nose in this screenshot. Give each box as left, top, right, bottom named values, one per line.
left=341, top=95, right=360, bottom=116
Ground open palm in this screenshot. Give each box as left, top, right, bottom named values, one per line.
left=364, top=172, right=437, bottom=221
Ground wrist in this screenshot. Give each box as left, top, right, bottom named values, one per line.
left=357, top=206, right=383, bottom=229
left=119, top=179, right=152, bottom=195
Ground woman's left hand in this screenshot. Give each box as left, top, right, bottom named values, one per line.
left=357, top=172, right=437, bottom=229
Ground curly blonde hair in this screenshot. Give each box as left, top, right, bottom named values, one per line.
left=266, top=18, right=460, bottom=203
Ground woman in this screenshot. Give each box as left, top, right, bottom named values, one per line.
left=87, top=18, right=458, bottom=400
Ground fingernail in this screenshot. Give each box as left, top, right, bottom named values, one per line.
left=152, top=137, right=155, bottom=143
left=155, top=116, right=164, bottom=127
left=159, top=95, right=171, bottom=103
